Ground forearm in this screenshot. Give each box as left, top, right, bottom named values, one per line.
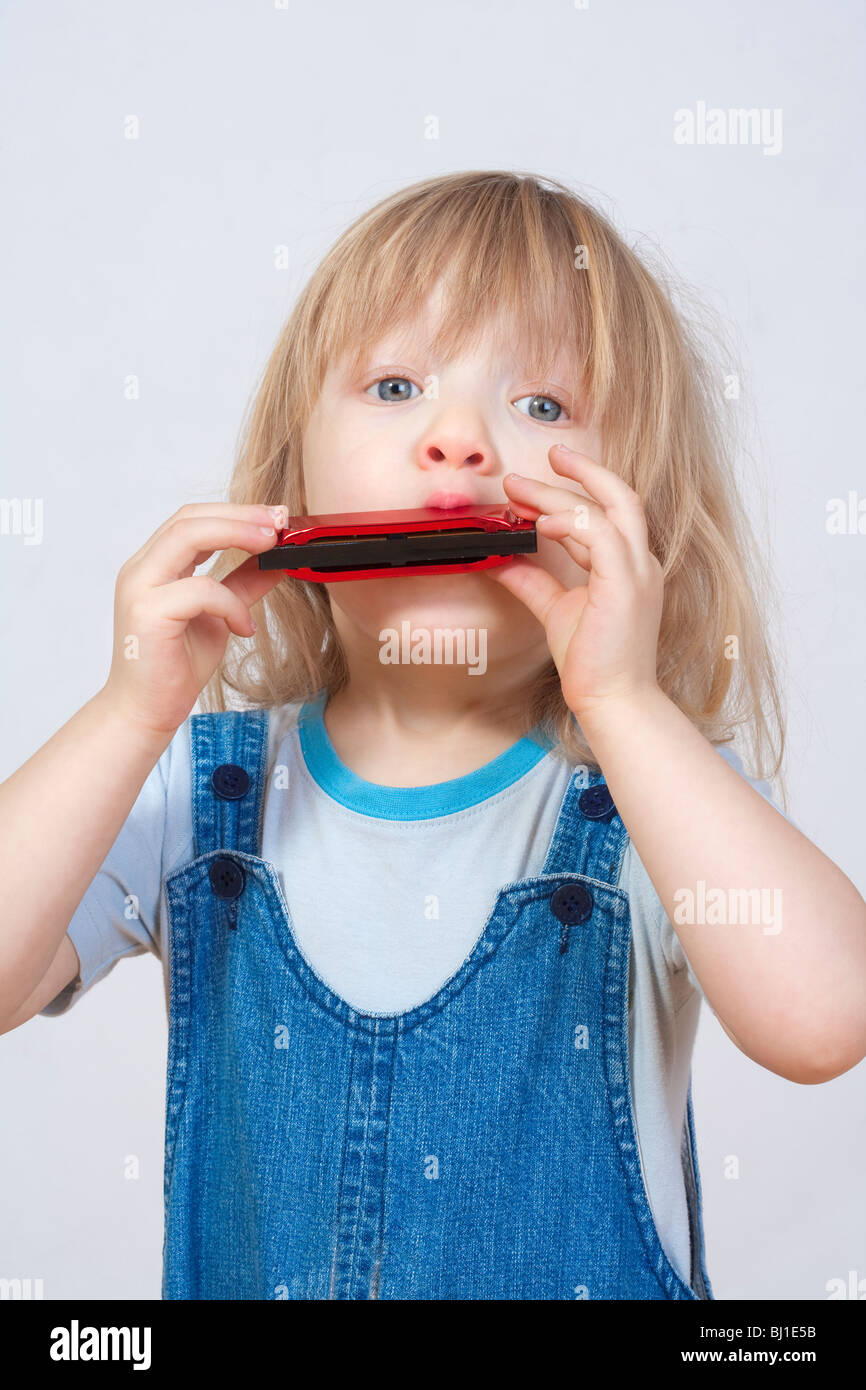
left=578, top=686, right=866, bottom=1082
left=0, top=687, right=173, bottom=1023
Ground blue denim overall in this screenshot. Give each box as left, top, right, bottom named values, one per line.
left=162, top=705, right=714, bottom=1300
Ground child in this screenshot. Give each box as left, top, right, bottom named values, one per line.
left=3, top=171, right=865, bottom=1301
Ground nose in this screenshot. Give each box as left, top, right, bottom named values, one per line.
left=418, top=438, right=495, bottom=474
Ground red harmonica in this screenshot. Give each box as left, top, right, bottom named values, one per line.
left=257, top=504, right=537, bottom=582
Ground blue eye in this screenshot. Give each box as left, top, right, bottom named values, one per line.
left=513, top=393, right=569, bottom=423
left=365, top=376, right=422, bottom=402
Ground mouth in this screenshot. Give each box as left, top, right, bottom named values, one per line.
left=424, top=491, right=478, bottom=509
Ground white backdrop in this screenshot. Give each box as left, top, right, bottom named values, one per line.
left=1, top=0, right=863, bottom=1300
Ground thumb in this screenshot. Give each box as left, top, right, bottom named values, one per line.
left=485, top=555, right=567, bottom=629
left=221, top=553, right=288, bottom=610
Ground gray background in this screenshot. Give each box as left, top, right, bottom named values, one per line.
left=1, top=0, right=863, bottom=1300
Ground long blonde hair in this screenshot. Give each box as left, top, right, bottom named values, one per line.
left=200, top=169, right=787, bottom=806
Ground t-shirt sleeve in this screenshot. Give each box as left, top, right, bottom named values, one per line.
left=38, top=720, right=190, bottom=1017
left=661, top=743, right=789, bottom=992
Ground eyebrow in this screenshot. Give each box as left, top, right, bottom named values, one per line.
left=355, top=340, right=575, bottom=381
left=346, top=310, right=583, bottom=395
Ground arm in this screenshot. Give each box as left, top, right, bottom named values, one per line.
left=0, top=690, right=172, bottom=1031
left=491, top=444, right=866, bottom=1085
left=3, top=915, right=81, bottom=1030
left=0, top=501, right=287, bottom=1033
left=579, top=687, right=866, bottom=1084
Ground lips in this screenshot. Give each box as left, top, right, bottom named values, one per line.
left=424, top=491, right=476, bottom=509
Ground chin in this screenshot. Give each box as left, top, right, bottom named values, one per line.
left=329, top=568, right=522, bottom=632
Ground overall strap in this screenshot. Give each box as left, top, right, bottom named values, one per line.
left=541, top=764, right=628, bottom=887
left=189, top=708, right=270, bottom=860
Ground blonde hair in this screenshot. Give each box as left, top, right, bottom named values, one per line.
left=200, top=169, right=788, bottom=808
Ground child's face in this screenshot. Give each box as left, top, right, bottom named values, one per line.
left=301, top=284, right=602, bottom=667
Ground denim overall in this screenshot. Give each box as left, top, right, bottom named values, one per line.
left=162, top=705, right=714, bottom=1300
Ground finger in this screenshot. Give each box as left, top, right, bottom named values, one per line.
left=539, top=530, right=592, bottom=575
left=126, top=516, right=284, bottom=590
left=535, top=506, right=632, bottom=584
left=533, top=524, right=592, bottom=572
left=505, top=481, right=598, bottom=569
left=547, top=445, right=650, bottom=561
left=143, top=575, right=258, bottom=638
left=485, top=554, right=572, bottom=630
left=128, top=502, right=289, bottom=568
left=219, top=552, right=289, bottom=609
left=504, top=472, right=603, bottom=524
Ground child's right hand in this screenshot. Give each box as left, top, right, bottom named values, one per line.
left=101, top=502, right=289, bottom=740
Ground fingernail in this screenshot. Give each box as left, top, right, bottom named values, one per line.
left=556, top=443, right=575, bottom=453
left=269, top=505, right=288, bottom=525
left=536, top=513, right=549, bottom=521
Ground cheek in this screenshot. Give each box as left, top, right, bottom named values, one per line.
left=302, top=436, right=363, bottom=512
left=303, top=413, right=400, bottom=513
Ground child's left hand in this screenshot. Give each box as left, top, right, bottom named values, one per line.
left=487, top=442, right=665, bottom=724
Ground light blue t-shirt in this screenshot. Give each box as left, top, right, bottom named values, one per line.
left=41, top=693, right=783, bottom=1288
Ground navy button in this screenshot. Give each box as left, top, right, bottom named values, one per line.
left=578, top=784, right=615, bottom=820
left=550, top=882, right=593, bottom=926
left=209, top=856, right=246, bottom=901
left=211, top=763, right=250, bottom=800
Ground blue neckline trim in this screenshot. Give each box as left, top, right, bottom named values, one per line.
left=297, top=689, right=555, bottom=820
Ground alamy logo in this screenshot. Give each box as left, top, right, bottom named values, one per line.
left=674, top=101, right=783, bottom=155
left=49, top=1320, right=152, bottom=1371
left=0, top=1276, right=43, bottom=1298
left=378, top=621, right=487, bottom=675
left=673, top=879, right=782, bottom=935
left=0, top=497, right=43, bottom=545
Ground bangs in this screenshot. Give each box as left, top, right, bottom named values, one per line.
left=297, top=172, right=607, bottom=424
